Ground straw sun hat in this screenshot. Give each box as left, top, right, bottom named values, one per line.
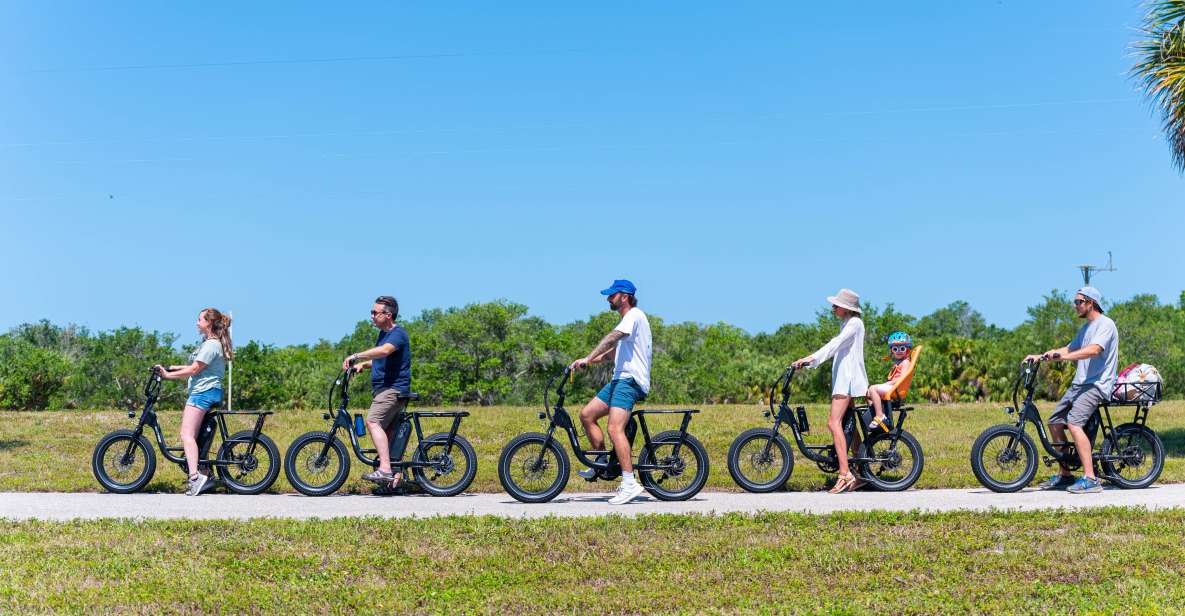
left=827, top=288, right=862, bottom=314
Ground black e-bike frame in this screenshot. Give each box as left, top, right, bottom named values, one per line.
left=318, top=365, right=469, bottom=473
left=533, top=367, right=699, bottom=479
left=1001, top=358, right=1156, bottom=472
left=122, top=367, right=272, bottom=474
left=761, top=366, right=914, bottom=472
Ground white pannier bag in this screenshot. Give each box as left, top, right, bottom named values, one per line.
left=1112, top=363, right=1162, bottom=402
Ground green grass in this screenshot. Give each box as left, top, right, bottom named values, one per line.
left=2, top=509, right=1184, bottom=613
left=3, top=401, right=1183, bottom=494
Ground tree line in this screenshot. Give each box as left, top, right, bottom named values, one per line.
left=1, top=290, right=1182, bottom=411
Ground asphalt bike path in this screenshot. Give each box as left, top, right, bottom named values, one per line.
left=3, top=484, right=1184, bottom=520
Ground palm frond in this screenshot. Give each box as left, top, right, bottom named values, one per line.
left=1131, top=0, right=1185, bottom=172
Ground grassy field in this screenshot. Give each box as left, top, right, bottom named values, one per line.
left=2, top=401, right=1183, bottom=494
left=1, top=509, right=1184, bottom=613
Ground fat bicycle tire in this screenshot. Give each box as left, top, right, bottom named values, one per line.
left=92, top=430, right=157, bottom=494
left=284, top=431, right=352, bottom=497
left=498, top=432, right=570, bottom=503
left=726, top=428, right=794, bottom=493
left=638, top=430, right=710, bottom=501
left=970, top=424, right=1038, bottom=493
left=217, top=431, right=281, bottom=495
left=1100, top=423, right=1164, bottom=489
left=857, top=430, right=924, bottom=492
left=412, top=433, right=478, bottom=497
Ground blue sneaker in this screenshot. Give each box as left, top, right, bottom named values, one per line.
left=1036, top=474, right=1076, bottom=490
left=1067, top=477, right=1103, bottom=494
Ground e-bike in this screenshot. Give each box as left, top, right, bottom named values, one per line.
left=283, top=364, right=477, bottom=497
left=727, top=366, right=924, bottom=492
left=497, top=368, right=709, bottom=503
left=92, top=367, right=280, bottom=494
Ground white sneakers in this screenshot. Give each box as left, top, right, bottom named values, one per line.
left=185, top=473, right=209, bottom=496
left=609, top=480, right=644, bottom=505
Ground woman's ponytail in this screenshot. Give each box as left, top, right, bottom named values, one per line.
left=203, top=307, right=235, bottom=361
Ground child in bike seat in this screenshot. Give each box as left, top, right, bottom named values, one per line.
left=866, top=331, right=913, bottom=431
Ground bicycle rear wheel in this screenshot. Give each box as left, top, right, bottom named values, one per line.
left=412, top=433, right=478, bottom=497
left=638, top=431, right=709, bottom=501
left=217, top=431, right=281, bottom=495
left=1101, top=423, right=1164, bottom=489
left=858, top=430, right=923, bottom=491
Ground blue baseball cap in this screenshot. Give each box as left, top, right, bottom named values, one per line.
left=1076, top=286, right=1103, bottom=312
left=600, top=279, right=637, bottom=296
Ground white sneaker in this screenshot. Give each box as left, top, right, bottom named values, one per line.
left=608, top=481, right=644, bottom=505
left=185, top=473, right=209, bottom=497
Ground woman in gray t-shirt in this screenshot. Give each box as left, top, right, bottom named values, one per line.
left=153, top=308, right=234, bottom=496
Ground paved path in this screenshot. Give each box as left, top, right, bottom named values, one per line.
left=3, top=484, right=1184, bottom=520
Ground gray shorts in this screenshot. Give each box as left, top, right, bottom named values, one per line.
left=367, top=388, right=409, bottom=430
left=1048, top=384, right=1104, bottom=427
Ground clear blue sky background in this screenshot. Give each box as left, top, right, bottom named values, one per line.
left=2, top=1, right=1182, bottom=346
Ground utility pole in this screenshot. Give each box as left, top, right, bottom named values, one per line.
left=1077, top=251, right=1116, bottom=286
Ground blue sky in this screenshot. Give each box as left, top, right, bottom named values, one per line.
left=2, top=1, right=1182, bottom=346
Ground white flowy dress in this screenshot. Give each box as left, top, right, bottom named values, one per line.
left=806, top=316, right=869, bottom=397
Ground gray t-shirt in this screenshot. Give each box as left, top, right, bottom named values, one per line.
left=187, top=339, right=226, bottom=394
left=1068, top=314, right=1119, bottom=392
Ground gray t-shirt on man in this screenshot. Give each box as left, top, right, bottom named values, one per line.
left=187, top=339, right=226, bottom=394
left=1068, top=314, right=1119, bottom=393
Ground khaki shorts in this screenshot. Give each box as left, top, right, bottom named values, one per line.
left=367, top=388, right=409, bottom=430
left=1048, top=384, right=1104, bottom=427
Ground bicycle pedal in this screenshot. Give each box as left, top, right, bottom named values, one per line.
left=1041, top=456, right=1056, bottom=467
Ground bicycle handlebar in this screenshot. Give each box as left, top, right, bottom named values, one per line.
left=328, top=366, right=356, bottom=417
left=144, top=367, right=163, bottom=400
left=768, top=365, right=797, bottom=414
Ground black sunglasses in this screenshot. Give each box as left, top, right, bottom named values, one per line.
left=1073, top=299, right=1087, bottom=306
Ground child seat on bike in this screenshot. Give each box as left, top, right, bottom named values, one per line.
left=865, top=345, right=923, bottom=430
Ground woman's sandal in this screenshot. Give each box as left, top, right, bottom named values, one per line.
left=829, top=473, right=857, bottom=494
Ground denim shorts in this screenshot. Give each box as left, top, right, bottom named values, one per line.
left=186, top=388, right=222, bottom=411
left=595, top=378, right=646, bottom=411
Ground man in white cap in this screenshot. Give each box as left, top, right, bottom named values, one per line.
left=1024, top=286, right=1118, bottom=494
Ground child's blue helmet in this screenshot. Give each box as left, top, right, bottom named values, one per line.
left=887, top=331, right=913, bottom=348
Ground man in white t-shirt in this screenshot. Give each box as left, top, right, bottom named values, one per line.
left=569, top=279, right=653, bottom=505
left=1023, top=286, right=1119, bottom=495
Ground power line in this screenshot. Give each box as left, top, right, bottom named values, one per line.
left=0, top=97, right=1143, bottom=149
left=18, top=48, right=590, bottom=74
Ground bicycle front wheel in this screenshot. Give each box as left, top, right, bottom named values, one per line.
left=92, top=430, right=156, bottom=494
left=498, top=432, right=569, bottom=503
left=970, top=424, right=1037, bottom=493
left=283, top=431, right=351, bottom=497
left=727, top=428, right=793, bottom=493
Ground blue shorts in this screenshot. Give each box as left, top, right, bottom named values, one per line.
left=186, top=388, right=222, bottom=411
left=595, top=378, right=646, bottom=411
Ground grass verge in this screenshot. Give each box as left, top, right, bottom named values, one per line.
left=1, top=509, right=1183, bottom=613
left=2, top=400, right=1183, bottom=493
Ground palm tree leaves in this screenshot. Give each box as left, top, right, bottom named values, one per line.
left=1132, top=0, right=1185, bottom=172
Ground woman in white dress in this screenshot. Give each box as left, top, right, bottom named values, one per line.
left=792, top=289, right=868, bottom=493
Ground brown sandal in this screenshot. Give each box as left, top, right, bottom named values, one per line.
left=829, top=473, right=857, bottom=494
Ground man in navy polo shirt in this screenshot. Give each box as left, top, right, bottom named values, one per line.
left=343, top=295, right=412, bottom=488
left=569, top=279, right=653, bottom=505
